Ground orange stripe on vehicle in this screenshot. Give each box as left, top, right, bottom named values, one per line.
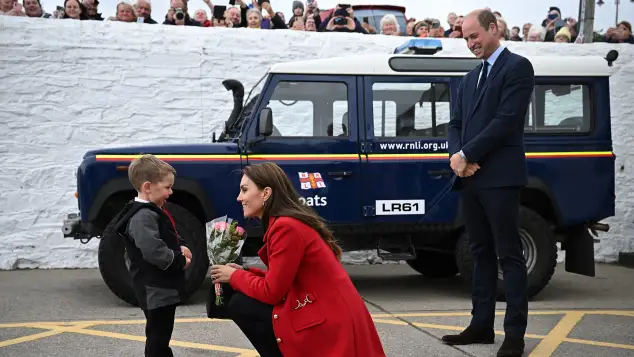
left=248, top=154, right=359, bottom=161
left=96, top=155, right=241, bottom=161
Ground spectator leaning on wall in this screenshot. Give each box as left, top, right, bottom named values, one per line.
left=135, top=0, right=157, bottom=24
left=62, top=0, right=87, bottom=20
left=320, top=4, right=366, bottom=33
left=603, top=21, right=634, bottom=44
left=164, top=0, right=201, bottom=26
left=0, top=0, right=52, bottom=17
left=82, top=0, right=103, bottom=20
left=105, top=1, right=137, bottom=22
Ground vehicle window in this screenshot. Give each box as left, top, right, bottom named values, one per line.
left=371, top=82, right=451, bottom=138
left=353, top=9, right=407, bottom=35
left=266, top=81, right=349, bottom=138
left=525, top=84, right=592, bottom=134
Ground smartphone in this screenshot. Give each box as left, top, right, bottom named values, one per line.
left=214, top=5, right=227, bottom=18
left=548, top=13, right=558, bottom=21
left=363, top=16, right=369, bottom=24
left=431, top=21, right=440, bottom=29
left=554, top=19, right=566, bottom=29
left=229, top=0, right=235, bottom=5
left=339, top=4, right=350, bottom=9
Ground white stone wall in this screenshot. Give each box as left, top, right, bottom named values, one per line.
left=0, top=16, right=633, bottom=270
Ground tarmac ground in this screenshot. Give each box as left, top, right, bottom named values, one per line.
left=1, top=263, right=633, bottom=357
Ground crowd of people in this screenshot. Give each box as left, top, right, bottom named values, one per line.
left=1, top=0, right=633, bottom=43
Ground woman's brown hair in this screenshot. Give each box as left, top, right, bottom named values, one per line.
left=242, top=162, right=343, bottom=261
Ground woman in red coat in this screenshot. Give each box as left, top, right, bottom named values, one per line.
left=210, top=162, right=386, bottom=357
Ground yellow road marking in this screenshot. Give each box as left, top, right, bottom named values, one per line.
left=528, top=312, right=586, bottom=357
left=2, top=310, right=634, bottom=356
left=370, top=310, right=634, bottom=318
left=0, top=330, right=64, bottom=348
left=66, top=327, right=257, bottom=354
left=371, top=318, right=409, bottom=326
left=563, top=337, right=634, bottom=350
left=3, top=310, right=632, bottom=328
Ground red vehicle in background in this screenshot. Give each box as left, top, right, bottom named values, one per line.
left=318, top=1, right=409, bottom=34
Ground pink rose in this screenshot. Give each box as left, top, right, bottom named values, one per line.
left=215, top=221, right=228, bottom=232
left=235, top=226, right=245, bottom=236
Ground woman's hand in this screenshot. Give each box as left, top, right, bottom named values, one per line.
left=210, top=264, right=237, bottom=284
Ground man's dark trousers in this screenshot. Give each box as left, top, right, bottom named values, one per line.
left=461, top=183, right=528, bottom=338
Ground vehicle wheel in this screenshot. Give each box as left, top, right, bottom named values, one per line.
left=406, top=251, right=459, bottom=278
left=98, top=202, right=209, bottom=306
left=455, top=206, right=558, bottom=301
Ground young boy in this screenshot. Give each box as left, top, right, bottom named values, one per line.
left=113, top=154, right=192, bottom=357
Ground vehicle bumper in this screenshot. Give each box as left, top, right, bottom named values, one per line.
left=61, top=213, right=96, bottom=241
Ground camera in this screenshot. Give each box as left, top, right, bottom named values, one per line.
left=174, top=7, right=185, bottom=21
left=334, top=17, right=348, bottom=26
left=333, top=8, right=349, bottom=26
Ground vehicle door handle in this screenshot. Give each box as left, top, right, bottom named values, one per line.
left=328, top=171, right=353, bottom=178
left=428, top=169, right=453, bottom=177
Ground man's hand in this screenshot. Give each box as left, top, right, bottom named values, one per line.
left=181, top=246, right=192, bottom=260
left=184, top=257, right=191, bottom=270
left=462, top=163, right=480, bottom=177
left=450, top=153, right=468, bottom=175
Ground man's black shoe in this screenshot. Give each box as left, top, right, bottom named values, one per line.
left=441, top=326, right=495, bottom=345
left=497, top=336, right=525, bottom=357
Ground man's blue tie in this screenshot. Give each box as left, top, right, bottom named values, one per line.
left=476, top=61, right=489, bottom=96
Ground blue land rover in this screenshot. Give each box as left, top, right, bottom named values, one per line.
left=62, top=40, right=619, bottom=306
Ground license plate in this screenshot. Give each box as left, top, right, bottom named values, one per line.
left=375, top=200, right=425, bottom=215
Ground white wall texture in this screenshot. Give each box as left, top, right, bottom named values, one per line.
left=0, top=16, right=633, bottom=270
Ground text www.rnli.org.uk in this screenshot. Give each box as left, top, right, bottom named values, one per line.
left=378, top=141, right=448, bottom=152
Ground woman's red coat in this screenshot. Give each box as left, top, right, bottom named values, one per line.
left=229, top=216, right=386, bottom=357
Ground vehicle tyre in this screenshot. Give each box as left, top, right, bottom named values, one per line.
left=406, top=251, right=459, bottom=278
left=455, top=206, right=558, bottom=301
left=98, top=202, right=210, bottom=306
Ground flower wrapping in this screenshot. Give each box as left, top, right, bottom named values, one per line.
left=206, top=215, right=247, bottom=307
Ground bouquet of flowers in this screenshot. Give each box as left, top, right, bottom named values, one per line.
left=206, top=215, right=247, bottom=307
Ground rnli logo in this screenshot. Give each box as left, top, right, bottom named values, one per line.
left=298, top=172, right=326, bottom=190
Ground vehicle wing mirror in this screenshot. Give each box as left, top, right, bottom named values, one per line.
left=259, top=107, right=273, bottom=137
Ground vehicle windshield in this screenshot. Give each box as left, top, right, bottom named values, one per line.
left=221, top=73, right=267, bottom=140
left=353, top=9, right=407, bottom=34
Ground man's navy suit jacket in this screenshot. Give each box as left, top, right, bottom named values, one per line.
left=448, top=47, right=535, bottom=190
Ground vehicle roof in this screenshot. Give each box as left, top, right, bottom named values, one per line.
left=317, top=0, right=408, bottom=8
left=268, top=53, right=614, bottom=77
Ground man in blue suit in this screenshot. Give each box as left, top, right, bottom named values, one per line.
left=441, top=9, right=535, bottom=357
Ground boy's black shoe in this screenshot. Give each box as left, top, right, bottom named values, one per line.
left=441, top=326, right=495, bottom=345
left=497, top=336, right=525, bottom=357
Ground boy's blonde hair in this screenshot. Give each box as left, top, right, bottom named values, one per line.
left=128, top=154, right=176, bottom=191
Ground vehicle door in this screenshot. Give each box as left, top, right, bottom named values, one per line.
left=361, top=75, right=460, bottom=223
left=243, top=74, right=363, bottom=225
